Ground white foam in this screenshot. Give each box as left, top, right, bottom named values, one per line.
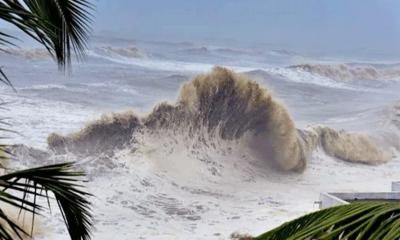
left=88, top=50, right=363, bottom=90
left=88, top=50, right=255, bottom=73
left=28, top=139, right=400, bottom=240
left=267, top=67, right=354, bottom=89
left=4, top=46, right=400, bottom=240
left=0, top=91, right=98, bottom=149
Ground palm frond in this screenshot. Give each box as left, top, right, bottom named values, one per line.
left=0, top=207, right=29, bottom=240
left=254, top=202, right=400, bottom=240
left=0, top=67, right=13, bottom=90
left=0, top=162, right=92, bottom=240
left=0, top=1, right=94, bottom=239
left=21, top=0, right=94, bottom=67
left=0, top=0, right=93, bottom=68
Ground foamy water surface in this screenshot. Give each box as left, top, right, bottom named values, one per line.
left=1, top=38, right=400, bottom=239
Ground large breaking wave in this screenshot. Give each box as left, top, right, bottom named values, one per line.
left=289, top=63, right=400, bottom=81
left=44, top=67, right=393, bottom=173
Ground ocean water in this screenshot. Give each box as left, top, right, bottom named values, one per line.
left=1, top=37, right=400, bottom=239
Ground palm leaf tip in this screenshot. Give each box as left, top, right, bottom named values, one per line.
left=0, top=0, right=94, bottom=69
left=0, top=162, right=93, bottom=240
left=254, top=202, right=400, bottom=240
left=0, top=203, right=46, bottom=240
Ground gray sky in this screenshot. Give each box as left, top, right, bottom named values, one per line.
left=92, top=0, right=400, bottom=54
left=0, top=1, right=399, bottom=56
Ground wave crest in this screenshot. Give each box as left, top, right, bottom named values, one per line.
left=289, top=63, right=400, bottom=81
left=93, top=46, right=146, bottom=59
left=0, top=48, right=50, bottom=60
left=306, top=126, right=391, bottom=164
left=48, top=112, right=140, bottom=155
left=47, top=67, right=393, bottom=173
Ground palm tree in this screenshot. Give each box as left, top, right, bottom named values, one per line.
left=0, top=0, right=93, bottom=239
left=250, top=201, right=400, bottom=240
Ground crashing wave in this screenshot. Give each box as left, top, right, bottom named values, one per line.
left=214, top=48, right=263, bottom=56
left=302, top=126, right=391, bottom=164
left=48, top=112, right=140, bottom=156
left=93, top=46, right=146, bottom=59
left=48, top=67, right=307, bottom=171
left=289, top=63, right=400, bottom=81
left=45, top=67, right=393, bottom=172
left=180, top=47, right=209, bottom=55
left=270, top=49, right=296, bottom=56
left=181, top=46, right=263, bottom=57
left=0, top=48, right=51, bottom=60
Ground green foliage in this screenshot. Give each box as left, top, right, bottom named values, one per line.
left=0, top=0, right=94, bottom=239
left=0, top=0, right=93, bottom=84
left=0, top=162, right=92, bottom=240
left=255, top=202, right=400, bottom=240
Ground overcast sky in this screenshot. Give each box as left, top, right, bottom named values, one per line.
left=92, top=0, right=400, bottom=54
left=0, top=0, right=399, bottom=55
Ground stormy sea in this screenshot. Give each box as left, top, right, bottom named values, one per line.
left=1, top=36, right=400, bottom=239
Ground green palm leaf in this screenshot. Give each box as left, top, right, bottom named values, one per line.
left=0, top=0, right=93, bottom=67
left=0, top=162, right=92, bottom=240
left=19, top=0, right=94, bottom=67
left=254, top=202, right=400, bottom=240
left=0, top=0, right=93, bottom=85
left=0, top=0, right=94, bottom=239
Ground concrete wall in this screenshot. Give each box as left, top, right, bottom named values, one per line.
left=319, top=193, right=348, bottom=209
left=333, top=192, right=400, bottom=202
left=320, top=182, right=400, bottom=209
left=319, top=191, right=400, bottom=209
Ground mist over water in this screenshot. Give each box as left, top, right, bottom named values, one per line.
left=2, top=36, right=400, bottom=239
